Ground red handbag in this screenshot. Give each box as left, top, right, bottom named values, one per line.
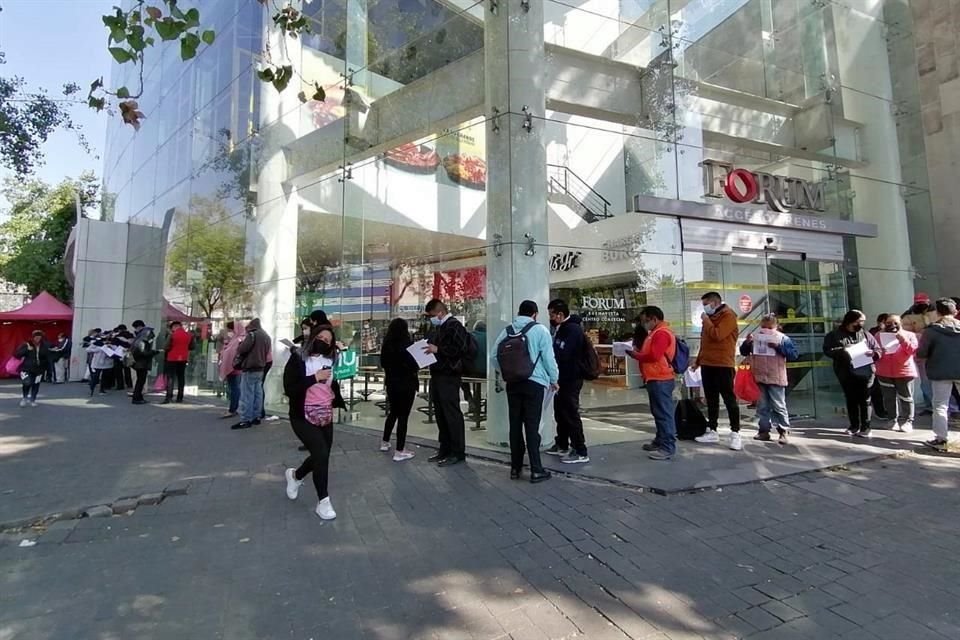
left=734, top=365, right=761, bottom=404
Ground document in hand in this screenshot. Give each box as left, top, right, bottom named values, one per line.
left=612, top=341, right=633, bottom=357
left=752, top=330, right=779, bottom=357
left=407, top=339, right=437, bottom=369
left=878, top=332, right=900, bottom=354
left=845, top=341, right=873, bottom=369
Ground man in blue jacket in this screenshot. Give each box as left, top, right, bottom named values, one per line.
left=547, top=299, right=589, bottom=464
left=494, top=300, right=559, bottom=483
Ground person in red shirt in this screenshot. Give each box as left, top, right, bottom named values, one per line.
left=163, top=321, right=193, bottom=404
left=626, top=306, right=678, bottom=460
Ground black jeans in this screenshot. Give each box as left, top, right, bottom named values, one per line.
left=260, top=361, right=272, bottom=419
left=507, top=380, right=546, bottom=472
left=132, top=368, right=148, bottom=402
left=112, top=359, right=127, bottom=390
left=431, top=375, right=465, bottom=458
left=701, top=365, right=740, bottom=432
left=839, top=374, right=873, bottom=431
left=21, top=375, right=40, bottom=401
left=383, top=384, right=416, bottom=451
left=165, top=361, right=186, bottom=401
left=291, top=417, right=333, bottom=501
left=870, top=377, right=888, bottom=417
left=554, top=378, right=586, bottom=455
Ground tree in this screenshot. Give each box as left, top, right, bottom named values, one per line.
left=166, top=196, right=252, bottom=318
left=0, top=174, right=98, bottom=302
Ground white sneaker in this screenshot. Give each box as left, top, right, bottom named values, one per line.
left=284, top=468, right=302, bottom=500
left=379, top=441, right=391, bottom=452
left=899, top=421, right=914, bottom=434
left=29, top=401, right=38, bottom=408
left=315, top=497, right=336, bottom=520
left=18, top=399, right=27, bottom=408
left=695, top=430, right=720, bottom=444
left=393, top=449, right=415, bottom=462
left=729, top=432, right=743, bottom=451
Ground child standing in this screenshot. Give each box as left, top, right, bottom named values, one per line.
left=740, top=314, right=799, bottom=444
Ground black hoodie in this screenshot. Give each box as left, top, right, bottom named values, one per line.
left=553, top=315, right=586, bottom=382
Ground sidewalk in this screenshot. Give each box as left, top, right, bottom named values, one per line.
left=2, top=382, right=960, bottom=639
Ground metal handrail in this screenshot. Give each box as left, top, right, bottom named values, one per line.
left=546, top=164, right=613, bottom=221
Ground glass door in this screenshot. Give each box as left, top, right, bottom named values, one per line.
left=765, top=253, right=816, bottom=419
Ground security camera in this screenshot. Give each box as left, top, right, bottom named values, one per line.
left=765, top=237, right=775, bottom=245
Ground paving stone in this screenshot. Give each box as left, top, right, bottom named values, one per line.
left=82, top=505, right=113, bottom=518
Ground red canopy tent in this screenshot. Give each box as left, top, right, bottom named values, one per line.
left=0, top=292, right=73, bottom=378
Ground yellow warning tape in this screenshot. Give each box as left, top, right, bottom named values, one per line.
left=735, top=318, right=829, bottom=326
left=687, top=281, right=824, bottom=292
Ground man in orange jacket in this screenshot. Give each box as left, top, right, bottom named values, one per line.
left=627, top=306, right=677, bottom=460
left=689, top=291, right=743, bottom=451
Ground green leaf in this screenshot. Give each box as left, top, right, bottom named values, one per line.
left=127, top=26, right=146, bottom=51
left=272, top=65, right=293, bottom=93
left=116, top=86, right=130, bottom=99
left=185, top=7, right=200, bottom=27
left=256, top=68, right=275, bottom=82
left=145, top=36, right=155, bottom=46
left=89, top=77, right=104, bottom=93
left=110, top=26, right=126, bottom=43
left=312, top=83, right=326, bottom=102
left=88, top=96, right=106, bottom=111
left=180, top=38, right=198, bottom=61
left=155, top=18, right=179, bottom=40
left=201, top=30, right=215, bottom=46
left=297, top=91, right=307, bottom=103
left=109, top=47, right=133, bottom=63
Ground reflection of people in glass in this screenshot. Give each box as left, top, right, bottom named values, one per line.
left=379, top=318, right=418, bottom=461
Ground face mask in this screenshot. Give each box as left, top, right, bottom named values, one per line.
left=310, top=338, right=334, bottom=356
left=642, top=321, right=655, bottom=332
left=302, top=329, right=310, bottom=337
left=703, top=303, right=716, bottom=316
left=429, top=316, right=442, bottom=327
left=885, top=324, right=899, bottom=332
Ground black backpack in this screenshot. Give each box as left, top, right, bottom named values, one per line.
left=675, top=399, right=707, bottom=440
left=580, top=334, right=602, bottom=381
left=497, top=323, right=539, bottom=383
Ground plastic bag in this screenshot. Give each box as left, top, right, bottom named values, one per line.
left=683, top=367, right=702, bottom=388
left=734, top=365, right=761, bottom=404
left=153, top=373, right=167, bottom=393
left=4, top=356, right=23, bottom=377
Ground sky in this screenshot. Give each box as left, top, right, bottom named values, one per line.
left=0, top=0, right=114, bottom=213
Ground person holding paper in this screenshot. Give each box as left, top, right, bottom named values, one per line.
left=917, top=298, right=960, bottom=448
left=740, top=314, right=798, bottom=445
left=86, top=336, right=114, bottom=396
left=823, top=310, right=881, bottom=437
left=423, top=299, right=473, bottom=466
left=875, top=314, right=917, bottom=433
left=691, top=292, right=743, bottom=451
left=379, top=318, right=419, bottom=461
left=626, top=306, right=678, bottom=460
left=493, top=300, right=559, bottom=482
left=546, top=299, right=589, bottom=464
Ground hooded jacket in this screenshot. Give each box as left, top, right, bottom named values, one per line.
left=552, top=314, right=586, bottom=382
left=426, top=315, right=470, bottom=377
left=131, top=327, right=158, bottom=371
left=493, top=316, right=560, bottom=389
left=15, top=341, right=51, bottom=377
left=236, top=318, right=272, bottom=372
left=696, top=304, right=739, bottom=368
left=917, top=317, right=960, bottom=380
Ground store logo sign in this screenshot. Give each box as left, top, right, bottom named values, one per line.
left=550, top=251, right=581, bottom=272
left=701, top=159, right=825, bottom=213
left=581, top=296, right=625, bottom=310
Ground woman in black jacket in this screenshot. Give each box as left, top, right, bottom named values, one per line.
left=282, top=325, right=346, bottom=520
left=823, top=310, right=881, bottom=437
left=15, top=330, right=51, bottom=407
left=379, top=318, right=420, bottom=461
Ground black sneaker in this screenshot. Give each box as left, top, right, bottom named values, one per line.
left=509, top=468, right=521, bottom=480
left=252, top=419, right=262, bottom=426
left=231, top=422, right=252, bottom=430
left=926, top=438, right=948, bottom=448
left=754, top=432, right=772, bottom=442
left=641, top=441, right=660, bottom=452
left=544, top=445, right=569, bottom=456
left=529, top=470, right=551, bottom=484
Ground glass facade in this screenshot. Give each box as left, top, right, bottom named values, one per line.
left=101, top=0, right=935, bottom=446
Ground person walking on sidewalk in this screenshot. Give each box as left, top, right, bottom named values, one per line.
left=379, top=318, right=419, bottom=461
left=494, top=300, right=559, bottom=482
left=232, top=318, right=272, bottom=430
left=740, top=314, right=798, bottom=445
left=917, top=298, right=960, bottom=448
left=283, top=326, right=346, bottom=520
left=824, top=310, right=881, bottom=438
left=690, top=292, right=743, bottom=451
left=627, top=306, right=679, bottom=460
left=546, top=299, right=589, bottom=464
left=875, top=314, right=917, bottom=433
left=162, top=321, right=192, bottom=404
left=15, top=330, right=51, bottom=407
left=130, top=320, right=157, bottom=405
left=423, top=299, right=472, bottom=467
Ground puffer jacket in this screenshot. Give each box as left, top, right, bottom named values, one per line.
left=14, top=343, right=51, bottom=377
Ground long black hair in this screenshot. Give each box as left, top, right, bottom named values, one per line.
left=841, top=309, right=865, bottom=330
left=305, top=323, right=338, bottom=357
left=382, top=318, right=412, bottom=349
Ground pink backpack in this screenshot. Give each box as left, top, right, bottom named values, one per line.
left=304, top=380, right=335, bottom=426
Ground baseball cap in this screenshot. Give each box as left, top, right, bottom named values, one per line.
left=914, top=293, right=931, bottom=304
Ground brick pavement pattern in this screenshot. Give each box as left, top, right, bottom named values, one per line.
left=2, top=384, right=960, bottom=639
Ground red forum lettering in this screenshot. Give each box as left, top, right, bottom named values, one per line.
left=724, top=169, right=759, bottom=203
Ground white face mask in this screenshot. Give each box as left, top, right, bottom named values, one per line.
left=703, top=303, right=717, bottom=316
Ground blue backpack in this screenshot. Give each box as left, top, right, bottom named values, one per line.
left=671, top=338, right=690, bottom=374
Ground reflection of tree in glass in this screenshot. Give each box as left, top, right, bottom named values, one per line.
left=166, top=197, right=252, bottom=318
left=200, top=128, right=260, bottom=220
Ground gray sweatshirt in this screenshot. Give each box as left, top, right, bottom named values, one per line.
left=917, top=317, right=960, bottom=380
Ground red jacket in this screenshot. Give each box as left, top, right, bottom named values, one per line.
left=876, top=330, right=918, bottom=379
left=629, top=324, right=676, bottom=382
left=166, top=328, right=192, bottom=363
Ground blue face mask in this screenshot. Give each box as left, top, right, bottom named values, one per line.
left=703, top=303, right=717, bottom=316
left=429, top=316, right=442, bottom=327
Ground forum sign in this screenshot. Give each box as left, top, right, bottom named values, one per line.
left=701, top=159, right=826, bottom=213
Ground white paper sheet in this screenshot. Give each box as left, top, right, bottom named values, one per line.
left=612, top=341, right=633, bottom=357
left=878, top=332, right=900, bottom=354
left=279, top=338, right=295, bottom=348
left=407, top=339, right=437, bottom=369
left=845, top=341, right=873, bottom=369
left=752, top=330, right=780, bottom=357
left=683, top=368, right=702, bottom=388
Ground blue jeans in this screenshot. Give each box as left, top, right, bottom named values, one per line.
left=240, top=371, right=264, bottom=423
left=757, top=383, right=789, bottom=433
left=226, top=374, right=241, bottom=413
left=646, top=379, right=676, bottom=455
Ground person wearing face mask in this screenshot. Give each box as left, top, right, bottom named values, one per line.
left=626, top=306, right=678, bottom=460
left=545, top=299, right=589, bottom=463
left=740, top=314, right=799, bottom=445
left=690, top=292, right=743, bottom=451
left=231, top=318, right=272, bottom=430
left=14, top=330, right=51, bottom=407
left=422, top=298, right=474, bottom=466
left=282, top=326, right=346, bottom=520
left=917, top=298, right=960, bottom=448
left=875, top=314, right=917, bottom=433
left=823, top=310, right=881, bottom=437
